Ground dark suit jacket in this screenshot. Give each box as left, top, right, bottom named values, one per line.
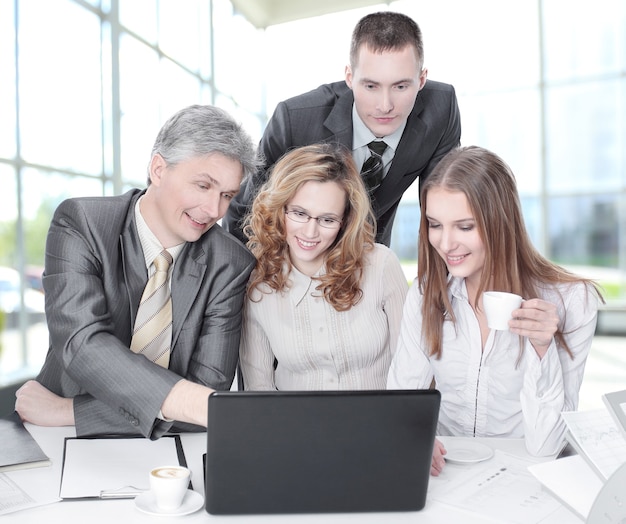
left=37, top=189, right=255, bottom=438
left=223, top=79, right=461, bottom=246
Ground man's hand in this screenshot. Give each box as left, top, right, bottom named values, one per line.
left=161, top=379, right=214, bottom=427
left=431, top=437, right=447, bottom=476
left=15, top=380, right=75, bottom=426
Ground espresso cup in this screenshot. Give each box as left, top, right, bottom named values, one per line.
left=149, top=465, right=191, bottom=511
left=482, top=291, right=523, bottom=331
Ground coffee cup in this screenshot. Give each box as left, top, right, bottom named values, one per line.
left=482, top=291, right=523, bottom=331
left=149, top=465, right=191, bottom=511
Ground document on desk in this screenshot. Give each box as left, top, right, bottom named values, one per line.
left=561, top=409, right=626, bottom=480
left=528, top=455, right=602, bottom=520
left=0, top=472, right=40, bottom=515
left=429, top=451, right=563, bottom=524
left=59, top=435, right=186, bottom=499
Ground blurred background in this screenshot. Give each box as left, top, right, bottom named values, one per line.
left=0, top=0, right=624, bottom=410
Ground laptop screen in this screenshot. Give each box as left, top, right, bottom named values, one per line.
left=205, top=389, right=440, bottom=515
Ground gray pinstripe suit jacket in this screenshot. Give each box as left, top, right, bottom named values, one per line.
left=36, top=189, right=255, bottom=438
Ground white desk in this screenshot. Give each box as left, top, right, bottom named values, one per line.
left=6, top=424, right=582, bottom=523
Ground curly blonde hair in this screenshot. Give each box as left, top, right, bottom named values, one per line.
left=243, top=143, right=376, bottom=311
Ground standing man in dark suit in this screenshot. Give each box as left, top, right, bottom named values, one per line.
left=223, top=11, right=461, bottom=247
left=15, top=105, right=258, bottom=438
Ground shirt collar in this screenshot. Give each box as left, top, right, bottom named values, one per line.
left=134, top=196, right=185, bottom=269
left=351, top=104, right=406, bottom=152
left=289, top=264, right=326, bottom=307
left=448, top=276, right=469, bottom=301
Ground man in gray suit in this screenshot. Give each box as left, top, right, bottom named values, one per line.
left=223, top=11, right=461, bottom=247
left=15, top=105, right=258, bottom=438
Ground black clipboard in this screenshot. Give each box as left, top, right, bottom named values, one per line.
left=59, top=434, right=189, bottom=500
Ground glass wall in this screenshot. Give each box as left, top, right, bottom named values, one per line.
left=387, top=0, right=625, bottom=286
left=260, top=0, right=625, bottom=297
left=0, top=0, right=263, bottom=385
left=1, top=0, right=625, bottom=385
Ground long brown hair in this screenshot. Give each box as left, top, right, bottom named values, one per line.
left=418, top=146, right=602, bottom=358
left=244, top=143, right=376, bottom=311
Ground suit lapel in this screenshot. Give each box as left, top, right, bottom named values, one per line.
left=120, top=199, right=149, bottom=329
left=374, top=95, right=427, bottom=210
left=170, top=241, right=207, bottom=349
left=322, top=86, right=428, bottom=213
left=323, top=88, right=354, bottom=146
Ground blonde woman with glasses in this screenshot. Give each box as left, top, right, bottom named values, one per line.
left=239, top=143, right=408, bottom=391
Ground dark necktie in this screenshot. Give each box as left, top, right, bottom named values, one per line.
left=130, top=250, right=173, bottom=368
left=360, top=140, right=388, bottom=193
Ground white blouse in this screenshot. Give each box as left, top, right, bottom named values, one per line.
left=240, top=244, right=409, bottom=391
left=387, top=276, right=599, bottom=456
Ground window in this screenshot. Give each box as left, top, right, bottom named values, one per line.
left=0, top=0, right=263, bottom=385
left=1, top=0, right=624, bottom=386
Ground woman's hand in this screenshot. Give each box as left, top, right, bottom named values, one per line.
left=509, top=298, right=559, bottom=358
left=15, top=380, right=75, bottom=426
left=431, top=437, right=447, bottom=476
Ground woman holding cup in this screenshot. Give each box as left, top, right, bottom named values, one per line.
left=387, top=146, right=603, bottom=473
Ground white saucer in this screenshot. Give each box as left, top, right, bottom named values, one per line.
left=135, top=489, right=204, bottom=516
left=439, top=437, right=494, bottom=464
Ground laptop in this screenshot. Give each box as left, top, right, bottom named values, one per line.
left=205, top=389, right=440, bottom=515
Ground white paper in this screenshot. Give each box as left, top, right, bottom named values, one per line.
left=562, top=409, right=626, bottom=480
left=528, top=455, right=602, bottom=520
left=60, top=436, right=182, bottom=499
left=429, top=451, right=562, bottom=524
left=0, top=473, right=39, bottom=514
left=1, top=425, right=65, bottom=515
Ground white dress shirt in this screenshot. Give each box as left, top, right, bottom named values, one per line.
left=387, top=276, right=599, bottom=456
left=240, top=244, right=408, bottom=391
left=134, top=197, right=185, bottom=421
left=134, top=196, right=185, bottom=274
left=351, top=105, right=405, bottom=177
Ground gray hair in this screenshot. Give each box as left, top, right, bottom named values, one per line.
left=148, top=104, right=259, bottom=184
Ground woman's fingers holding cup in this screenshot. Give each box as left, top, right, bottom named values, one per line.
left=509, top=299, right=559, bottom=356
left=511, top=298, right=557, bottom=326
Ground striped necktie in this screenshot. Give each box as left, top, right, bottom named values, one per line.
left=360, top=140, right=388, bottom=192
left=130, top=250, right=173, bottom=368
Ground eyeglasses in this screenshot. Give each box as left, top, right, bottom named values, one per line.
left=285, top=209, right=343, bottom=229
